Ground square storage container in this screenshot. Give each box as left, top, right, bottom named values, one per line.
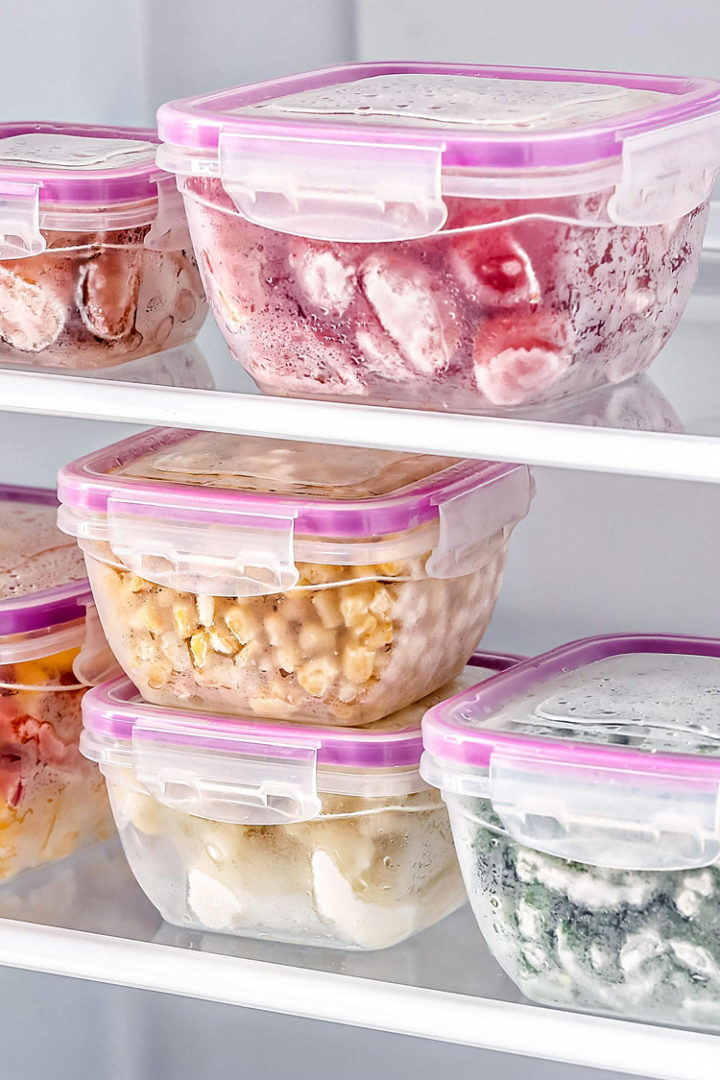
left=421, top=634, right=720, bottom=1027
left=157, top=63, right=720, bottom=412
left=57, top=429, right=532, bottom=723
left=0, top=122, right=207, bottom=368
left=81, top=651, right=520, bottom=949
left=0, top=484, right=113, bottom=882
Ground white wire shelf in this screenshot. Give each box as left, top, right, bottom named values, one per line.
left=0, top=256, right=719, bottom=483
left=0, top=842, right=716, bottom=1080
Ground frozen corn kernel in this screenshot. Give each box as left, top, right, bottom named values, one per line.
left=129, top=574, right=153, bottom=594
left=297, top=564, right=343, bottom=586
left=375, top=563, right=404, bottom=579
left=342, top=644, right=375, bottom=685
left=234, top=640, right=263, bottom=667
left=273, top=645, right=299, bottom=673
left=196, top=595, right=215, bottom=628
left=297, top=657, right=339, bottom=698
left=264, top=612, right=293, bottom=647
left=208, top=627, right=238, bottom=656
left=369, top=585, right=393, bottom=620
left=362, top=621, right=393, bottom=649
left=172, top=598, right=199, bottom=639
left=311, top=590, right=344, bottom=629
left=339, top=583, right=377, bottom=628
left=147, top=660, right=173, bottom=689
left=189, top=631, right=210, bottom=668
left=225, top=603, right=262, bottom=644
left=298, top=622, right=337, bottom=656
left=135, top=601, right=169, bottom=636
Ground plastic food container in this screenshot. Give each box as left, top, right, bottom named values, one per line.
left=58, top=429, right=531, bottom=723
left=0, top=122, right=207, bottom=369
left=156, top=63, right=720, bottom=412
left=421, top=634, right=720, bottom=1026
left=81, top=651, right=520, bottom=948
left=0, top=483, right=113, bottom=883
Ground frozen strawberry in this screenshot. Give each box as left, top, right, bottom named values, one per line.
left=0, top=264, right=67, bottom=352
left=78, top=248, right=142, bottom=340
left=288, top=238, right=356, bottom=316
left=354, top=321, right=417, bottom=383
left=472, top=311, right=571, bottom=406
left=447, top=204, right=540, bottom=309
left=248, top=306, right=366, bottom=397
left=359, top=253, right=459, bottom=374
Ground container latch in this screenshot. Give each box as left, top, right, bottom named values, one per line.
left=426, top=465, right=532, bottom=579
left=107, top=492, right=299, bottom=596
left=145, top=175, right=192, bottom=252
left=609, top=111, right=720, bottom=226
left=132, top=718, right=322, bottom=825
left=218, top=131, right=447, bottom=242
left=0, top=182, right=45, bottom=259
left=489, top=749, right=720, bottom=871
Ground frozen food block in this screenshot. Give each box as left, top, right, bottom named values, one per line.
left=58, top=429, right=533, bottom=722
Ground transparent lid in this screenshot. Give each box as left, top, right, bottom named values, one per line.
left=57, top=428, right=532, bottom=595
left=81, top=651, right=521, bottom=824
left=157, top=63, right=720, bottom=237
left=0, top=484, right=91, bottom=638
left=421, top=635, right=720, bottom=872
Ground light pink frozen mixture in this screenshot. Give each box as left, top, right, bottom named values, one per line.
left=0, top=226, right=207, bottom=369
left=182, top=178, right=707, bottom=410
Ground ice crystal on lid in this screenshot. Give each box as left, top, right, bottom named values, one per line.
left=0, top=133, right=155, bottom=170
left=0, top=501, right=85, bottom=600
left=240, top=74, right=673, bottom=131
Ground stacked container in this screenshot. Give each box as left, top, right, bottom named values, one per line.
left=0, top=121, right=207, bottom=368
left=0, top=483, right=113, bottom=882
left=157, top=62, right=720, bottom=412
left=58, top=428, right=532, bottom=946
left=421, top=634, right=720, bottom=1025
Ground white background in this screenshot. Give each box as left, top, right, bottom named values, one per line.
left=1, top=1, right=718, bottom=1076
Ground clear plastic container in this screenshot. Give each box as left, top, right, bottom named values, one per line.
left=157, top=63, right=720, bottom=412
left=58, top=429, right=532, bottom=723
left=421, top=634, right=720, bottom=1027
left=0, top=484, right=113, bottom=883
left=81, top=651, right=520, bottom=948
left=0, top=122, right=207, bottom=369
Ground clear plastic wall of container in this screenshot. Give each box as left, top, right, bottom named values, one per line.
left=157, top=63, right=720, bottom=412
left=0, top=484, right=113, bottom=882
left=0, top=123, right=207, bottom=369
left=421, top=634, right=720, bottom=1027
left=81, top=653, right=519, bottom=949
left=58, top=428, right=533, bottom=723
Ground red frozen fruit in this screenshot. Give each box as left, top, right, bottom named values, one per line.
left=359, top=252, right=459, bottom=374
left=78, top=248, right=143, bottom=340
left=447, top=206, right=540, bottom=310
left=0, top=263, right=68, bottom=352
left=354, top=321, right=417, bottom=383
left=249, top=310, right=366, bottom=396
left=288, top=239, right=356, bottom=316
left=472, top=311, right=571, bottom=406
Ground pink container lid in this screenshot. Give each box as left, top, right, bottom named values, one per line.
left=422, top=634, right=720, bottom=780
left=0, top=122, right=164, bottom=207
left=0, top=483, right=92, bottom=636
left=82, top=650, right=524, bottom=768
left=157, top=61, right=720, bottom=171
left=57, top=427, right=525, bottom=540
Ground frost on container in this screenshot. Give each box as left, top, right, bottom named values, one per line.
left=157, top=64, right=720, bottom=411
left=421, top=635, right=720, bottom=1026
left=80, top=657, right=518, bottom=949
left=0, top=123, right=206, bottom=368
left=0, top=485, right=113, bottom=882
left=58, top=429, right=532, bottom=723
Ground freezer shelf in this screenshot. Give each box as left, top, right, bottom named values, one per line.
left=0, top=842, right=716, bottom=1080
left=0, top=256, right=719, bottom=483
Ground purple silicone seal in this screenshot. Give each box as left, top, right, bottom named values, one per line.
left=0, top=483, right=92, bottom=636
left=422, top=634, right=720, bottom=780
left=82, top=650, right=524, bottom=769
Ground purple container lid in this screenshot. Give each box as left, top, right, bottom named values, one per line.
left=422, top=634, right=720, bottom=780
left=0, top=122, right=165, bottom=207
left=82, top=650, right=524, bottom=768
left=157, top=62, right=720, bottom=170
left=0, top=483, right=92, bottom=636
left=57, top=427, right=526, bottom=538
